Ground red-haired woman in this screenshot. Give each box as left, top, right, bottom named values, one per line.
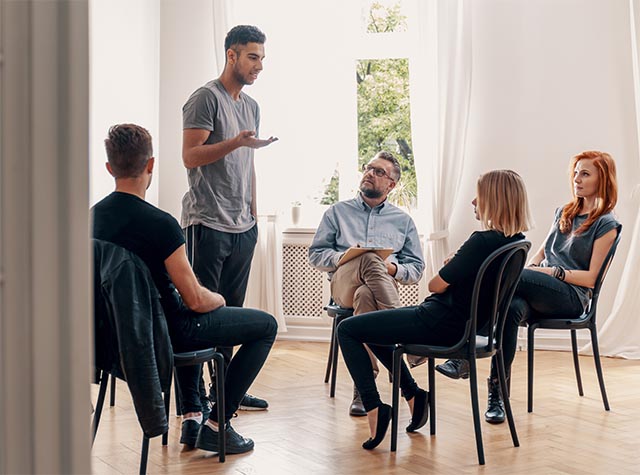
left=439, top=151, right=620, bottom=424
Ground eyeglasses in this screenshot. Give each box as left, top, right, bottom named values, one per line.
left=361, top=164, right=395, bottom=182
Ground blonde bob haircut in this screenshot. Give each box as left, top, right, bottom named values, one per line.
left=476, top=169, right=533, bottom=237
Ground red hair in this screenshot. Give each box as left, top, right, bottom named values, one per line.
left=559, top=151, right=617, bottom=234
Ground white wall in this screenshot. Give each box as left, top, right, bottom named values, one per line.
left=158, top=0, right=217, bottom=220
left=89, top=0, right=160, bottom=205
left=447, top=0, right=639, bottom=333
left=88, top=0, right=640, bottom=343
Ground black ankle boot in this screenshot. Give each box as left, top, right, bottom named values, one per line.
left=484, top=378, right=505, bottom=424
left=349, top=387, right=366, bottom=417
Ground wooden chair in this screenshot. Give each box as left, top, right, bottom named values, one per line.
left=390, top=240, right=530, bottom=465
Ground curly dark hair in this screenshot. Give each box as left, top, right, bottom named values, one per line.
left=104, top=124, right=153, bottom=178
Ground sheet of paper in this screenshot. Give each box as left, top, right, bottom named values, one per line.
left=337, top=246, right=394, bottom=266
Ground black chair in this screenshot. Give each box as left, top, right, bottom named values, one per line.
left=92, top=239, right=174, bottom=475
left=92, top=368, right=169, bottom=475
left=92, top=239, right=227, bottom=471
left=323, top=299, right=354, bottom=397
left=526, top=225, right=622, bottom=413
left=173, top=349, right=226, bottom=462
left=93, top=349, right=227, bottom=469
left=103, top=357, right=219, bottom=433
left=390, top=240, right=531, bottom=465
left=173, top=359, right=216, bottom=417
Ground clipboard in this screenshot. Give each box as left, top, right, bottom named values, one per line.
left=337, top=246, right=394, bottom=266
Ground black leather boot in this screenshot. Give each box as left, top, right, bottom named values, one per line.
left=349, top=387, right=366, bottom=416
left=484, top=378, right=505, bottom=424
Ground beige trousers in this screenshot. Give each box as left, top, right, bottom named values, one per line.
left=331, top=252, right=401, bottom=374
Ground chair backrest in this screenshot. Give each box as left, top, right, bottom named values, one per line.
left=93, top=238, right=173, bottom=437
left=583, top=224, right=622, bottom=322
left=452, top=239, right=531, bottom=355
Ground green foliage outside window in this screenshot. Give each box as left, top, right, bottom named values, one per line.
left=320, top=1, right=416, bottom=208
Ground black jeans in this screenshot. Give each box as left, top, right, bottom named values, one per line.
left=490, top=268, right=585, bottom=380
left=337, top=302, right=464, bottom=412
left=167, top=296, right=277, bottom=422
left=183, top=223, right=259, bottom=403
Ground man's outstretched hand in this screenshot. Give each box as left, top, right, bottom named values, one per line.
left=237, top=130, right=278, bottom=149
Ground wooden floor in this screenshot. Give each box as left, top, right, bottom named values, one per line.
left=92, top=340, right=640, bottom=475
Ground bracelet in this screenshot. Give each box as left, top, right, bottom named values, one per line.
left=552, top=266, right=566, bottom=281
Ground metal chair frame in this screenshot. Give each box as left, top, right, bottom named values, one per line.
left=526, top=225, right=622, bottom=413
left=390, top=240, right=531, bottom=465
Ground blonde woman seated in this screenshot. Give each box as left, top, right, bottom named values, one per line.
left=337, top=169, right=532, bottom=450
left=437, top=151, right=620, bottom=425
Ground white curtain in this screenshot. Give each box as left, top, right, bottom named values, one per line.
left=213, top=1, right=286, bottom=331
left=212, top=0, right=232, bottom=75
left=245, top=215, right=287, bottom=332
left=595, top=0, right=640, bottom=359
left=412, top=0, right=473, bottom=278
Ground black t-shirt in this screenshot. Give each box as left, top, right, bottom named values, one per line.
left=430, top=230, right=525, bottom=328
left=92, top=192, right=185, bottom=301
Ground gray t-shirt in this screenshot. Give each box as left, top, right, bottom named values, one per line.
left=181, top=78, right=260, bottom=233
left=541, top=207, right=620, bottom=310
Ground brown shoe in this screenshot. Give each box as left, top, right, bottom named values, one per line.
left=349, top=387, right=366, bottom=416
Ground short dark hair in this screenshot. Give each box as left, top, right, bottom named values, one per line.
left=374, top=151, right=401, bottom=181
left=224, top=25, right=266, bottom=50
left=104, top=124, right=153, bottom=178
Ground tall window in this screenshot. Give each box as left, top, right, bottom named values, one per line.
left=232, top=0, right=420, bottom=221
left=320, top=0, right=417, bottom=208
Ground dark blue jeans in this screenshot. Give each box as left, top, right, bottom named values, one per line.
left=166, top=297, right=277, bottom=422
left=337, top=302, right=464, bottom=412
left=490, top=268, right=585, bottom=379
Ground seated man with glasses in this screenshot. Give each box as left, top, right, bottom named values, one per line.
left=309, top=151, right=425, bottom=416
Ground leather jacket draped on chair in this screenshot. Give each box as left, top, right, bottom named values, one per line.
left=93, top=239, right=173, bottom=437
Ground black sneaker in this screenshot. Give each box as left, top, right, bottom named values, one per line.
left=180, top=419, right=201, bottom=447
left=435, top=359, right=470, bottom=380
left=239, top=393, right=268, bottom=411
left=196, top=422, right=255, bottom=454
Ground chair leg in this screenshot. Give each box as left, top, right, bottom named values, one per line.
left=139, top=435, right=149, bottom=475
left=173, top=372, right=182, bottom=417
left=468, top=357, right=485, bottom=465
left=329, top=317, right=342, bottom=398
left=92, top=370, right=109, bottom=445
left=527, top=325, right=536, bottom=413
left=390, top=346, right=403, bottom=452
left=590, top=327, right=610, bottom=411
left=213, top=353, right=226, bottom=463
left=570, top=329, right=584, bottom=396
left=428, top=358, right=436, bottom=435
left=162, top=383, right=171, bottom=446
left=109, top=368, right=117, bottom=407
left=497, top=350, right=519, bottom=447
left=324, top=317, right=336, bottom=384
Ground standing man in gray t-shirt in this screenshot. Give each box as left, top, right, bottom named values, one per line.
left=180, top=25, right=277, bottom=419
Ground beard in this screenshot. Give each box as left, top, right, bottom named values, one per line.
left=233, top=67, right=255, bottom=86
left=360, top=183, right=383, bottom=199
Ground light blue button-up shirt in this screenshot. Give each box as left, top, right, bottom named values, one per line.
left=308, top=193, right=425, bottom=284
